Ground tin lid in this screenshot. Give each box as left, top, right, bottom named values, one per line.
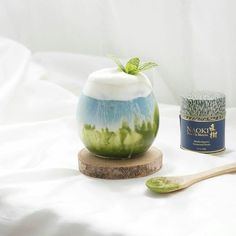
left=180, top=91, right=226, bottom=120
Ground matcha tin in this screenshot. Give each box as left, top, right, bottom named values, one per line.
left=180, top=91, right=226, bottom=153
left=77, top=67, right=159, bottom=159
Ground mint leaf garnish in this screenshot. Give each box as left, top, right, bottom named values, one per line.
left=110, top=55, right=125, bottom=72
left=139, top=62, right=158, bottom=71
left=125, top=57, right=140, bottom=75
left=110, top=56, right=158, bottom=75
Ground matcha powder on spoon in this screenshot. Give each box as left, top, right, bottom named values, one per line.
left=146, top=177, right=181, bottom=193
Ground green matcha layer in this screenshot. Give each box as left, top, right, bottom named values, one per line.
left=82, top=106, right=158, bottom=158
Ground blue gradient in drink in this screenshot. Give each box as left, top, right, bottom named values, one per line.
left=77, top=92, right=159, bottom=158
left=77, top=93, right=156, bottom=129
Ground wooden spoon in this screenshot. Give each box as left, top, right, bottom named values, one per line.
left=146, top=163, right=236, bottom=193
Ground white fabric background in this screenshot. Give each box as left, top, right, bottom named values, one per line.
left=0, top=0, right=236, bottom=235
left=0, top=0, right=235, bottom=106
left=0, top=36, right=235, bottom=236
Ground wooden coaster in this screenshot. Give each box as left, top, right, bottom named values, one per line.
left=78, top=147, right=163, bottom=179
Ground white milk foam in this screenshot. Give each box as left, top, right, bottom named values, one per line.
left=83, top=68, right=152, bottom=101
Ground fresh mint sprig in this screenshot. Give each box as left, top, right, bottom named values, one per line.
left=110, top=56, right=158, bottom=75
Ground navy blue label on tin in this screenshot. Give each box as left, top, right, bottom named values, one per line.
left=180, top=116, right=225, bottom=153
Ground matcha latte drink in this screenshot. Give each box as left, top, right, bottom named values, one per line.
left=77, top=58, right=159, bottom=159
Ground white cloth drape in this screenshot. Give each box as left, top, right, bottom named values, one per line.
left=0, top=36, right=235, bottom=236
left=0, top=0, right=236, bottom=234
left=0, top=0, right=235, bottom=106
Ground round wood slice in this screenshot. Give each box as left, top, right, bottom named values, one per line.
left=78, top=147, right=163, bottom=179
